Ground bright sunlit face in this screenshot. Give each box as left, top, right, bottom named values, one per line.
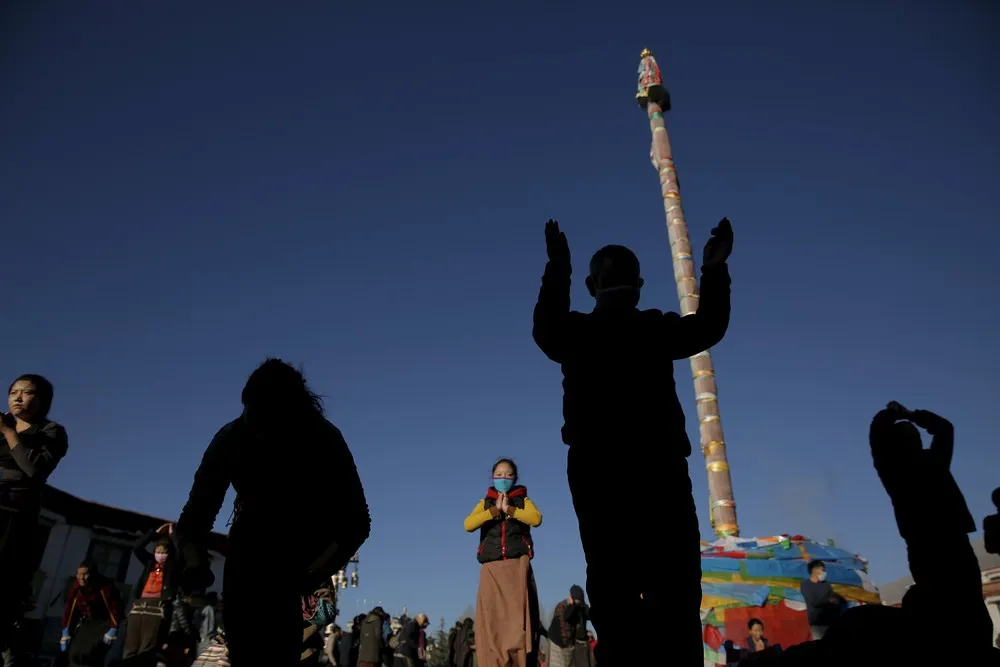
left=492, top=462, right=515, bottom=480
left=8, top=380, right=41, bottom=421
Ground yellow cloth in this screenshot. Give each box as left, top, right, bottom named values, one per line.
left=464, top=498, right=542, bottom=532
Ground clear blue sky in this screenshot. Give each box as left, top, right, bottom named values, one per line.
left=3, top=0, right=997, bottom=627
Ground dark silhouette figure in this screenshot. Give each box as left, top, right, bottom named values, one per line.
left=984, top=487, right=1000, bottom=557
left=869, top=403, right=991, bottom=653
left=532, top=218, right=734, bottom=667
left=0, top=374, right=68, bottom=654
left=447, top=621, right=461, bottom=667
left=454, top=618, right=475, bottom=667
left=740, top=403, right=998, bottom=666
left=871, top=402, right=976, bottom=539
left=175, top=359, right=371, bottom=666
left=342, top=614, right=365, bottom=667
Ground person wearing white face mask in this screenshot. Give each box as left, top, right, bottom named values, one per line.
left=531, top=218, right=734, bottom=667
left=800, top=560, right=843, bottom=640
left=122, top=523, right=177, bottom=659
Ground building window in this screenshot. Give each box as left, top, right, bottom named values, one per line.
left=86, top=538, right=131, bottom=583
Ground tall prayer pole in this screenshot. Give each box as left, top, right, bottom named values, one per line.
left=636, top=48, right=739, bottom=538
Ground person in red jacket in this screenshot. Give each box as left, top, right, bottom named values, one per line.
left=61, top=562, right=122, bottom=665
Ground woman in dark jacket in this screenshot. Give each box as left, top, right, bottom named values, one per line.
left=175, top=359, right=371, bottom=667
left=0, top=374, right=68, bottom=653
left=454, top=619, right=475, bottom=667
left=122, top=522, right=178, bottom=659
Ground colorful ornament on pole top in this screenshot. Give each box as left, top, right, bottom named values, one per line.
left=636, top=48, right=670, bottom=110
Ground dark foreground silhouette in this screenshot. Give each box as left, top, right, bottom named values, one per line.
left=984, top=486, right=1000, bottom=557
left=532, top=218, right=734, bottom=667
left=739, top=404, right=998, bottom=666
left=174, top=359, right=371, bottom=666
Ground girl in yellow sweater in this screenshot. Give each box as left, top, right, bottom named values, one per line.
left=464, top=458, right=542, bottom=667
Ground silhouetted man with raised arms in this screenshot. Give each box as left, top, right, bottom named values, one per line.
left=532, top=217, right=733, bottom=667
left=869, top=402, right=991, bottom=654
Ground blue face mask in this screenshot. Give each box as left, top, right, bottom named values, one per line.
left=493, top=478, right=514, bottom=493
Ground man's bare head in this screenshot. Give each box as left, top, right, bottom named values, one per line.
left=586, top=245, right=644, bottom=305
left=889, top=421, right=922, bottom=453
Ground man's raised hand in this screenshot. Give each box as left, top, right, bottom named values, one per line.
left=909, top=409, right=952, bottom=436
left=544, top=219, right=570, bottom=265
left=702, top=217, right=734, bottom=269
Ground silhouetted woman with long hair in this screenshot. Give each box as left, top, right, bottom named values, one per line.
left=176, top=359, right=370, bottom=666
left=464, top=458, right=542, bottom=667
left=0, top=374, right=68, bottom=652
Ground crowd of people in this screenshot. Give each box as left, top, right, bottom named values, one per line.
left=1, top=216, right=998, bottom=666
left=0, top=362, right=372, bottom=667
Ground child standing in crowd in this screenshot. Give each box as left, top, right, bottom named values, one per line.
left=122, top=523, right=177, bottom=659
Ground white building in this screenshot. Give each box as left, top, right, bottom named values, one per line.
left=22, top=485, right=228, bottom=658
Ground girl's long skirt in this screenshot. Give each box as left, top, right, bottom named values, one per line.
left=474, top=556, right=540, bottom=667
left=122, top=599, right=169, bottom=658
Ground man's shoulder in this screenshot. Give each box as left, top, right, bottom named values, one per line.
left=216, top=418, right=243, bottom=437
left=319, top=417, right=347, bottom=441
left=39, top=419, right=66, bottom=434
left=638, top=308, right=679, bottom=320
left=200, top=419, right=245, bottom=458
left=800, top=579, right=829, bottom=594
left=570, top=308, right=673, bottom=321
